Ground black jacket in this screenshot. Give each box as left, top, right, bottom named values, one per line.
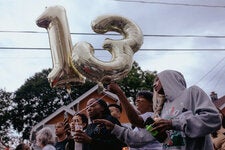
left=83, top=115, right=127, bottom=150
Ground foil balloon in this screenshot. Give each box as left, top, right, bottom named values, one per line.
left=36, top=6, right=85, bottom=88
left=72, top=15, right=143, bottom=84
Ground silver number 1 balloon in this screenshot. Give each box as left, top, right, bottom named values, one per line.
left=36, top=6, right=85, bottom=88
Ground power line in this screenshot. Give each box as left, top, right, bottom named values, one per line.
left=113, top=0, right=225, bottom=8
left=213, top=64, right=225, bottom=90
left=144, top=35, right=225, bottom=39
left=206, top=60, right=225, bottom=88
left=0, top=47, right=49, bottom=50
left=200, top=59, right=225, bottom=95
left=0, top=31, right=46, bottom=34
left=1, top=47, right=225, bottom=51
left=1, top=30, right=225, bottom=38
left=195, top=56, right=225, bottom=85
left=1, top=30, right=225, bottom=51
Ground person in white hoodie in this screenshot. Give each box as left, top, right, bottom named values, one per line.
left=151, top=69, right=221, bottom=150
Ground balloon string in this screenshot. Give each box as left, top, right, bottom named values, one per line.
left=74, top=90, right=108, bottom=115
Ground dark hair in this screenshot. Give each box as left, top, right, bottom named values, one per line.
left=56, top=120, right=70, bottom=137
left=136, top=91, right=153, bottom=103
left=108, top=103, right=122, bottom=113
left=97, top=98, right=111, bottom=117
left=76, top=113, right=88, bottom=129
left=15, top=143, right=24, bottom=150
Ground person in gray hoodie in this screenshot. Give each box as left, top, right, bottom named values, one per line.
left=94, top=90, right=162, bottom=150
left=152, top=69, right=221, bottom=150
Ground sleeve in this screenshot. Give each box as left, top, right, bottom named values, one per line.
left=88, top=116, right=127, bottom=149
left=111, top=124, right=156, bottom=147
left=172, top=86, right=222, bottom=138
left=140, top=112, right=154, bottom=122
left=109, top=115, right=122, bottom=126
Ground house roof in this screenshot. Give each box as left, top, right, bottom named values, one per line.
left=31, top=105, right=75, bottom=132
left=66, top=84, right=119, bottom=109
left=213, top=95, right=225, bottom=109
left=32, top=84, right=119, bottom=132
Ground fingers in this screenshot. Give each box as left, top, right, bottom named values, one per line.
left=107, top=83, right=113, bottom=92
left=74, top=130, right=83, bottom=136
left=93, top=119, right=111, bottom=126
left=93, top=119, right=108, bottom=126
left=151, top=119, right=172, bottom=132
left=93, top=119, right=115, bottom=130
left=75, top=135, right=82, bottom=142
left=74, top=131, right=84, bottom=142
left=74, top=130, right=90, bottom=143
left=93, top=119, right=106, bottom=124
left=107, top=82, right=119, bottom=92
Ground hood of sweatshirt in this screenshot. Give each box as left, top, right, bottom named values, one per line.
left=157, top=70, right=186, bottom=102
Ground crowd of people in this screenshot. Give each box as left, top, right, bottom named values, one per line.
left=15, top=70, right=224, bottom=150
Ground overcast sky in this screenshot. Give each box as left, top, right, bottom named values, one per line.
left=0, top=0, right=225, bottom=98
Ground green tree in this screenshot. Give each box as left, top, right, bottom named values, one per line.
left=118, top=61, right=157, bottom=100
left=0, top=89, right=12, bottom=144
left=11, top=62, right=156, bottom=140
left=11, top=68, right=95, bottom=139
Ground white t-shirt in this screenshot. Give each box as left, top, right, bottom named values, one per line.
left=42, top=144, right=56, bottom=150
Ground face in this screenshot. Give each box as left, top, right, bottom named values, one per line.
left=109, top=106, right=121, bottom=120
left=23, top=144, right=30, bottom=150
left=36, top=134, right=43, bottom=148
left=55, top=122, right=66, bottom=136
left=71, top=115, right=85, bottom=131
left=135, top=96, right=153, bottom=114
left=19, top=144, right=30, bottom=150
left=153, top=77, right=164, bottom=95
left=86, top=98, right=104, bottom=120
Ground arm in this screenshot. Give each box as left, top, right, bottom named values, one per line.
left=112, top=124, right=157, bottom=147
left=175, top=87, right=221, bottom=138
left=75, top=125, right=126, bottom=148
left=153, top=86, right=222, bottom=138
left=94, top=119, right=156, bottom=147
left=108, top=82, right=144, bottom=127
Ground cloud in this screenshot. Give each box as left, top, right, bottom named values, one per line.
left=0, top=0, right=225, bottom=98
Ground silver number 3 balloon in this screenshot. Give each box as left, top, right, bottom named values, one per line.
left=36, top=5, right=143, bottom=88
